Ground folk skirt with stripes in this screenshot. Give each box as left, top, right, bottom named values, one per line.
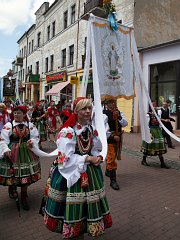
left=44, top=163, right=112, bottom=238
left=0, top=142, right=41, bottom=186
left=141, top=127, right=167, bottom=156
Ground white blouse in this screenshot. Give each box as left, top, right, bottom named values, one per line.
left=0, top=120, right=39, bottom=158
left=55, top=124, right=102, bottom=188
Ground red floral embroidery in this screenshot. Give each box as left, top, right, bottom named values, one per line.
left=77, top=124, right=81, bottom=130
left=45, top=215, right=58, bottom=232
left=103, top=214, right=112, bottom=228
left=66, top=132, right=73, bottom=139
left=94, top=130, right=98, bottom=136
left=72, top=223, right=81, bottom=237
left=59, top=155, right=65, bottom=164
left=55, top=152, right=67, bottom=165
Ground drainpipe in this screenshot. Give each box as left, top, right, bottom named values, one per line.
left=73, top=0, right=81, bottom=101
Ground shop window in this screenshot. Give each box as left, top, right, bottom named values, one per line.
left=150, top=61, right=177, bottom=114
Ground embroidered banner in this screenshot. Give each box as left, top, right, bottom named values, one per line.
left=91, top=18, right=134, bottom=100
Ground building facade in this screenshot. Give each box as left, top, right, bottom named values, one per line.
left=14, top=0, right=180, bottom=131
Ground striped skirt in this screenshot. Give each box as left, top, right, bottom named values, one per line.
left=141, top=127, right=167, bottom=156
left=44, top=164, right=112, bottom=238
left=0, top=142, right=41, bottom=186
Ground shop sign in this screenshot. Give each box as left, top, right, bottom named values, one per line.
left=46, top=71, right=66, bottom=83
left=70, top=76, right=78, bottom=84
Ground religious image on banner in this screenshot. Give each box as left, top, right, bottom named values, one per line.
left=92, top=19, right=134, bottom=99
left=3, top=78, right=16, bottom=96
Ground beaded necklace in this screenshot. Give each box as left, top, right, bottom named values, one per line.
left=76, top=128, right=92, bottom=155
left=14, top=124, right=29, bottom=143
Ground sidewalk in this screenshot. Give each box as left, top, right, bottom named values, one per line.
left=0, top=134, right=180, bottom=240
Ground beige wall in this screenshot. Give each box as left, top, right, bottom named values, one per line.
left=134, top=0, right=180, bottom=48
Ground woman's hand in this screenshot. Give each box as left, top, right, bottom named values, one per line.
left=26, top=140, right=33, bottom=149
left=85, top=156, right=103, bottom=166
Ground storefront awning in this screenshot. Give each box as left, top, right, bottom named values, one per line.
left=46, top=81, right=70, bottom=96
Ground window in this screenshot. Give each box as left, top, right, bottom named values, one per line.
left=29, top=42, right=31, bottom=54
left=45, top=57, right=49, bottom=72
left=36, top=61, right=39, bottom=74
left=71, top=4, right=76, bottom=24
left=32, top=40, right=34, bottom=52
left=23, top=69, right=25, bottom=81
left=37, top=32, right=41, bottom=47
left=47, top=25, right=50, bottom=41
left=50, top=55, right=54, bottom=71
left=52, top=21, right=55, bottom=37
left=69, top=45, right=74, bottom=65
left=62, top=49, right=66, bottom=67
left=22, top=48, right=24, bottom=58
left=150, top=61, right=178, bottom=113
left=24, top=46, right=26, bottom=57
left=64, top=10, right=68, bottom=29
left=30, top=65, right=32, bottom=73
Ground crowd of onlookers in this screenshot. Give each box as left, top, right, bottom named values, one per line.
left=0, top=98, right=73, bottom=139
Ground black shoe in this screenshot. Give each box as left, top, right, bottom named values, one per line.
left=110, top=180, right=120, bottom=190
left=141, top=160, right=150, bottom=166
left=161, top=164, right=170, bottom=169
left=8, top=186, right=18, bottom=199
left=168, top=146, right=175, bottom=149
left=105, top=170, right=110, bottom=177
left=21, top=193, right=30, bottom=211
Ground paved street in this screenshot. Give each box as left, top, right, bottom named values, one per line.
left=0, top=133, right=180, bottom=240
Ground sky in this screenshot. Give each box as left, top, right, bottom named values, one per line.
left=0, top=0, right=54, bottom=77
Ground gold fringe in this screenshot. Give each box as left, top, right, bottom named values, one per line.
left=93, top=22, right=132, bottom=34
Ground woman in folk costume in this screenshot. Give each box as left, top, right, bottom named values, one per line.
left=5, top=99, right=14, bottom=121
left=43, top=97, right=112, bottom=238
left=0, top=105, right=41, bottom=210
left=141, top=103, right=169, bottom=169
left=46, top=101, right=62, bottom=142
left=0, top=103, right=11, bottom=134
left=31, top=101, right=47, bottom=148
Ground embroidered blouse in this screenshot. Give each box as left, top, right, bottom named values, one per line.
left=55, top=123, right=102, bottom=188
left=0, top=121, right=39, bottom=158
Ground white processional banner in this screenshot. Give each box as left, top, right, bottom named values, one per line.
left=90, top=17, right=134, bottom=99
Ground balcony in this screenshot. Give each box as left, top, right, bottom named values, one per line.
left=27, top=74, right=40, bottom=83
left=15, top=57, right=23, bottom=66
left=82, top=0, right=106, bottom=20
